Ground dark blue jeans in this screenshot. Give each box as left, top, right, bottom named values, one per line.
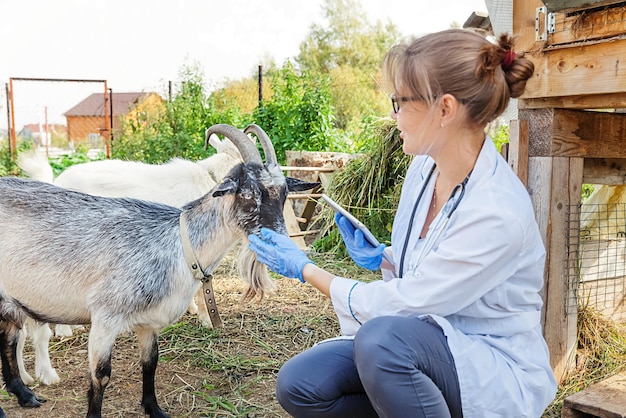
left=276, top=316, right=463, bottom=418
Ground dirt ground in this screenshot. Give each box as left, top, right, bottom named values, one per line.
left=0, top=253, right=351, bottom=418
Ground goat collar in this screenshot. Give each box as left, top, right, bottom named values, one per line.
left=179, top=212, right=222, bottom=328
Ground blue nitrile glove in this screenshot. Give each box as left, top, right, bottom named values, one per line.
left=248, top=228, right=313, bottom=283
left=335, top=213, right=386, bottom=270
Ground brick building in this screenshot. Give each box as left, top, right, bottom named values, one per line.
left=64, top=92, right=163, bottom=148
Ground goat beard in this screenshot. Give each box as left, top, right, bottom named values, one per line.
left=237, top=246, right=277, bottom=303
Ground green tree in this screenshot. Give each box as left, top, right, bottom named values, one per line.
left=113, top=62, right=245, bottom=163
left=209, top=57, right=278, bottom=115
left=297, top=0, right=402, bottom=130
left=252, top=62, right=343, bottom=163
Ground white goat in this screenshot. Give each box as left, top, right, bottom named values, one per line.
left=18, top=131, right=243, bottom=207
left=0, top=124, right=311, bottom=418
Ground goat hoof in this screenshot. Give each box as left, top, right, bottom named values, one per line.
left=18, top=394, right=46, bottom=408
left=36, top=367, right=61, bottom=385
left=8, top=382, right=46, bottom=407
left=39, top=373, right=61, bottom=386
left=142, top=404, right=170, bottom=418
left=54, top=324, right=74, bottom=338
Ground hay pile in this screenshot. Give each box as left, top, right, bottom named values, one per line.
left=313, top=117, right=411, bottom=255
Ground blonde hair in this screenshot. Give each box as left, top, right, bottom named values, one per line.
left=383, top=29, right=534, bottom=127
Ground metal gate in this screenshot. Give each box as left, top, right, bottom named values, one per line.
left=5, top=77, right=111, bottom=159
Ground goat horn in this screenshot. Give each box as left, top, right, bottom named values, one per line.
left=244, top=124, right=278, bottom=165
left=205, top=124, right=262, bottom=164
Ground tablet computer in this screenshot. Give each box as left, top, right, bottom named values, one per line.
left=321, top=194, right=381, bottom=247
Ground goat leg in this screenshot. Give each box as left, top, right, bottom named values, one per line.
left=0, top=322, right=45, bottom=407
left=86, top=322, right=116, bottom=418
left=17, top=326, right=34, bottom=385
left=86, top=359, right=111, bottom=418
left=31, top=321, right=60, bottom=384
left=137, top=327, right=169, bottom=418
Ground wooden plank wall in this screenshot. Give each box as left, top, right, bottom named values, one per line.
left=518, top=107, right=626, bottom=381
left=514, top=0, right=626, bottom=381
left=515, top=0, right=626, bottom=103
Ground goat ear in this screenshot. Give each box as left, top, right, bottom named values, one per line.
left=286, top=177, right=320, bottom=192
left=212, top=178, right=238, bottom=197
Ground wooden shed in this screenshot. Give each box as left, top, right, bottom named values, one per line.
left=507, top=0, right=626, bottom=381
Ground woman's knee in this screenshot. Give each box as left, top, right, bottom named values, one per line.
left=353, top=316, right=447, bottom=376
left=276, top=354, right=307, bottom=410
left=276, top=340, right=360, bottom=414
left=354, top=316, right=408, bottom=357
left=353, top=316, right=403, bottom=375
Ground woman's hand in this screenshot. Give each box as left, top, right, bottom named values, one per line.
left=335, top=213, right=386, bottom=270
left=248, top=228, right=314, bottom=282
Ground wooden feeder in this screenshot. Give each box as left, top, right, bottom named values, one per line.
left=511, top=0, right=626, bottom=382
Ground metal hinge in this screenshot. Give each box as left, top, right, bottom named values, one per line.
left=536, top=6, right=556, bottom=41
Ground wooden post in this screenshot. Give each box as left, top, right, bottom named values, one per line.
left=8, top=79, right=16, bottom=161
left=527, top=156, right=581, bottom=383
left=508, top=119, right=529, bottom=187
left=284, top=203, right=307, bottom=249
left=103, top=81, right=111, bottom=158
left=258, top=65, right=263, bottom=105
left=522, top=108, right=596, bottom=382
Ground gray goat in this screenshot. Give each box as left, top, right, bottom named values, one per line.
left=0, top=124, right=312, bottom=418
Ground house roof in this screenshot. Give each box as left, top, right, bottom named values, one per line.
left=21, top=123, right=67, bottom=134
left=64, top=92, right=155, bottom=117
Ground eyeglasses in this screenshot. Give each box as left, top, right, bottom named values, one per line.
left=390, top=93, right=467, bottom=113
left=390, top=93, right=420, bottom=113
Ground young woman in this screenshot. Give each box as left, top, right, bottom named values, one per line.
left=247, top=29, right=557, bottom=418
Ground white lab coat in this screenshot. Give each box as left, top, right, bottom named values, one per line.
left=329, top=137, right=557, bottom=417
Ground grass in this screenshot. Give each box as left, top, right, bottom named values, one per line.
left=157, top=253, right=626, bottom=417
left=542, top=305, right=626, bottom=417
left=6, top=248, right=626, bottom=417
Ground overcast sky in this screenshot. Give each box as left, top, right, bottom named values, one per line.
left=0, top=0, right=487, bottom=129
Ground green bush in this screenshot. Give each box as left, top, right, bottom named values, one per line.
left=253, top=63, right=346, bottom=164
left=490, top=123, right=509, bottom=152
left=0, top=140, right=34, bottom=176
left=48, top=146, right=103, bottom=177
